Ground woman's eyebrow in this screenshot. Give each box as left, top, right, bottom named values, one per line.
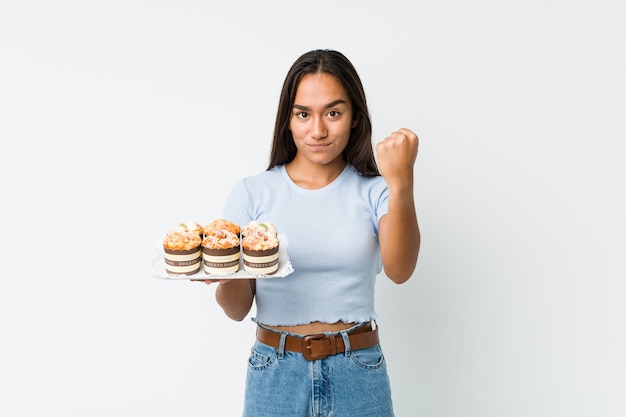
left=293, top=99, right=348, bottom=111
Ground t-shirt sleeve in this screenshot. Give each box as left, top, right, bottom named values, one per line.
left=374, top=179, right=389, bottom=224
left=222, top=178, right=254, bottom=226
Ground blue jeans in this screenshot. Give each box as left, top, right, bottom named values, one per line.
left=243, top=323, right=394, bottom=417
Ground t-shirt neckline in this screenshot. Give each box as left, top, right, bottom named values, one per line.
left=279, top=164, right=351, bottom=193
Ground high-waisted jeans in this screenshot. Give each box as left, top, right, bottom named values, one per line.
left=242, top=322, right=394, bottom=417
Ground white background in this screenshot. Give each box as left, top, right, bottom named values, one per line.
left=1, top=1, right=625, bottom=416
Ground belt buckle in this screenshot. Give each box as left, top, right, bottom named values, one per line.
left=302, top=334, right=329, bottom=361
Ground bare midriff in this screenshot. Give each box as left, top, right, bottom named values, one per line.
left=264, top=320, right=356, bottom=336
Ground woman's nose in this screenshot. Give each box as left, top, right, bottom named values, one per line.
left=309, top=116, right=328, bottom=139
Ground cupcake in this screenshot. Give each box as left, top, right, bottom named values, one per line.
left=241, top=221, right=279, bottom=275
left=162, top=223, right=203, bottom=275
left=201, top=221, right=241, bottom=275
left=204, top=218, right=241, bottom=236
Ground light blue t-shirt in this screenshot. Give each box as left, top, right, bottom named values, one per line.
left=223, top=164, right=389, bottom=326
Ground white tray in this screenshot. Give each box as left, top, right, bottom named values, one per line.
left=150, top=234, right=294, bottom=280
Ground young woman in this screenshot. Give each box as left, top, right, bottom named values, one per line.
left=207, top=49, right=420, bottom=417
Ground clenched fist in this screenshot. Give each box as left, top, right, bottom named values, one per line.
left=375, top=128, right=419, bottom=189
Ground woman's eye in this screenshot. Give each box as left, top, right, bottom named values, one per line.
left=328, top=110, right=340, bottom=117
left=297, top=112, right=309, bottom=119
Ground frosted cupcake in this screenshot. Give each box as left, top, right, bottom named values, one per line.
left=162, top=223, right=203, bottom=275
left=241, top=221, right=279, bottom=275
left=202, top=227, right=241, bottom=275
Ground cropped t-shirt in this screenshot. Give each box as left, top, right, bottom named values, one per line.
left=222, top=164, right=389, bottom=326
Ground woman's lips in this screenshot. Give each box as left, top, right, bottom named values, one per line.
left=308, top=143, right=330, bottom=151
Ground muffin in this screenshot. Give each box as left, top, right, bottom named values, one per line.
left=162, top=223, right=203, bottom=275
left=204, top=218, right=241, bottom=236
left=184, top=221, right=204, bottom=237
left=202, top=228, right=241, bottom=275
left=241, top=221, right=279, bottom=275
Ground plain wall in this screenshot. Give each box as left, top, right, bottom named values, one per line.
left=1, top=1, right=624, bottom=416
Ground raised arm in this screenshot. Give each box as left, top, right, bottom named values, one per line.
left=376, top=128, right=421, bottom=283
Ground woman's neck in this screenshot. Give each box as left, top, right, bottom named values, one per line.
left=285, top=157, right=347, bottom=190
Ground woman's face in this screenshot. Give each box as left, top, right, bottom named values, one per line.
left=289, top=73, right=356, bottom=168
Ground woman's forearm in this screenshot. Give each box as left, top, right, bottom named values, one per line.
left=215, top=279, right=255, bottom=321
left=379, top=185, right=420, bottom=283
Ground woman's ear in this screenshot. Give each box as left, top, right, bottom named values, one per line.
left=351, top=115, right=358, bottom=129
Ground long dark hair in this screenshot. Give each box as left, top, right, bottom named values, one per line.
left=267, top=49, right=379, bottom=177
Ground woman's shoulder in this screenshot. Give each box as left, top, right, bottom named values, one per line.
left=237, top=166, right=284, bottom=188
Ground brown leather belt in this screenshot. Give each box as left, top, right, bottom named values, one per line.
left=256, top=323, right=379, bottom=361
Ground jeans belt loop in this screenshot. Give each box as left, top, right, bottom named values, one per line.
left=340, top=331, right=351, bottom=357
left=278, top=333, right=287, bottom=359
